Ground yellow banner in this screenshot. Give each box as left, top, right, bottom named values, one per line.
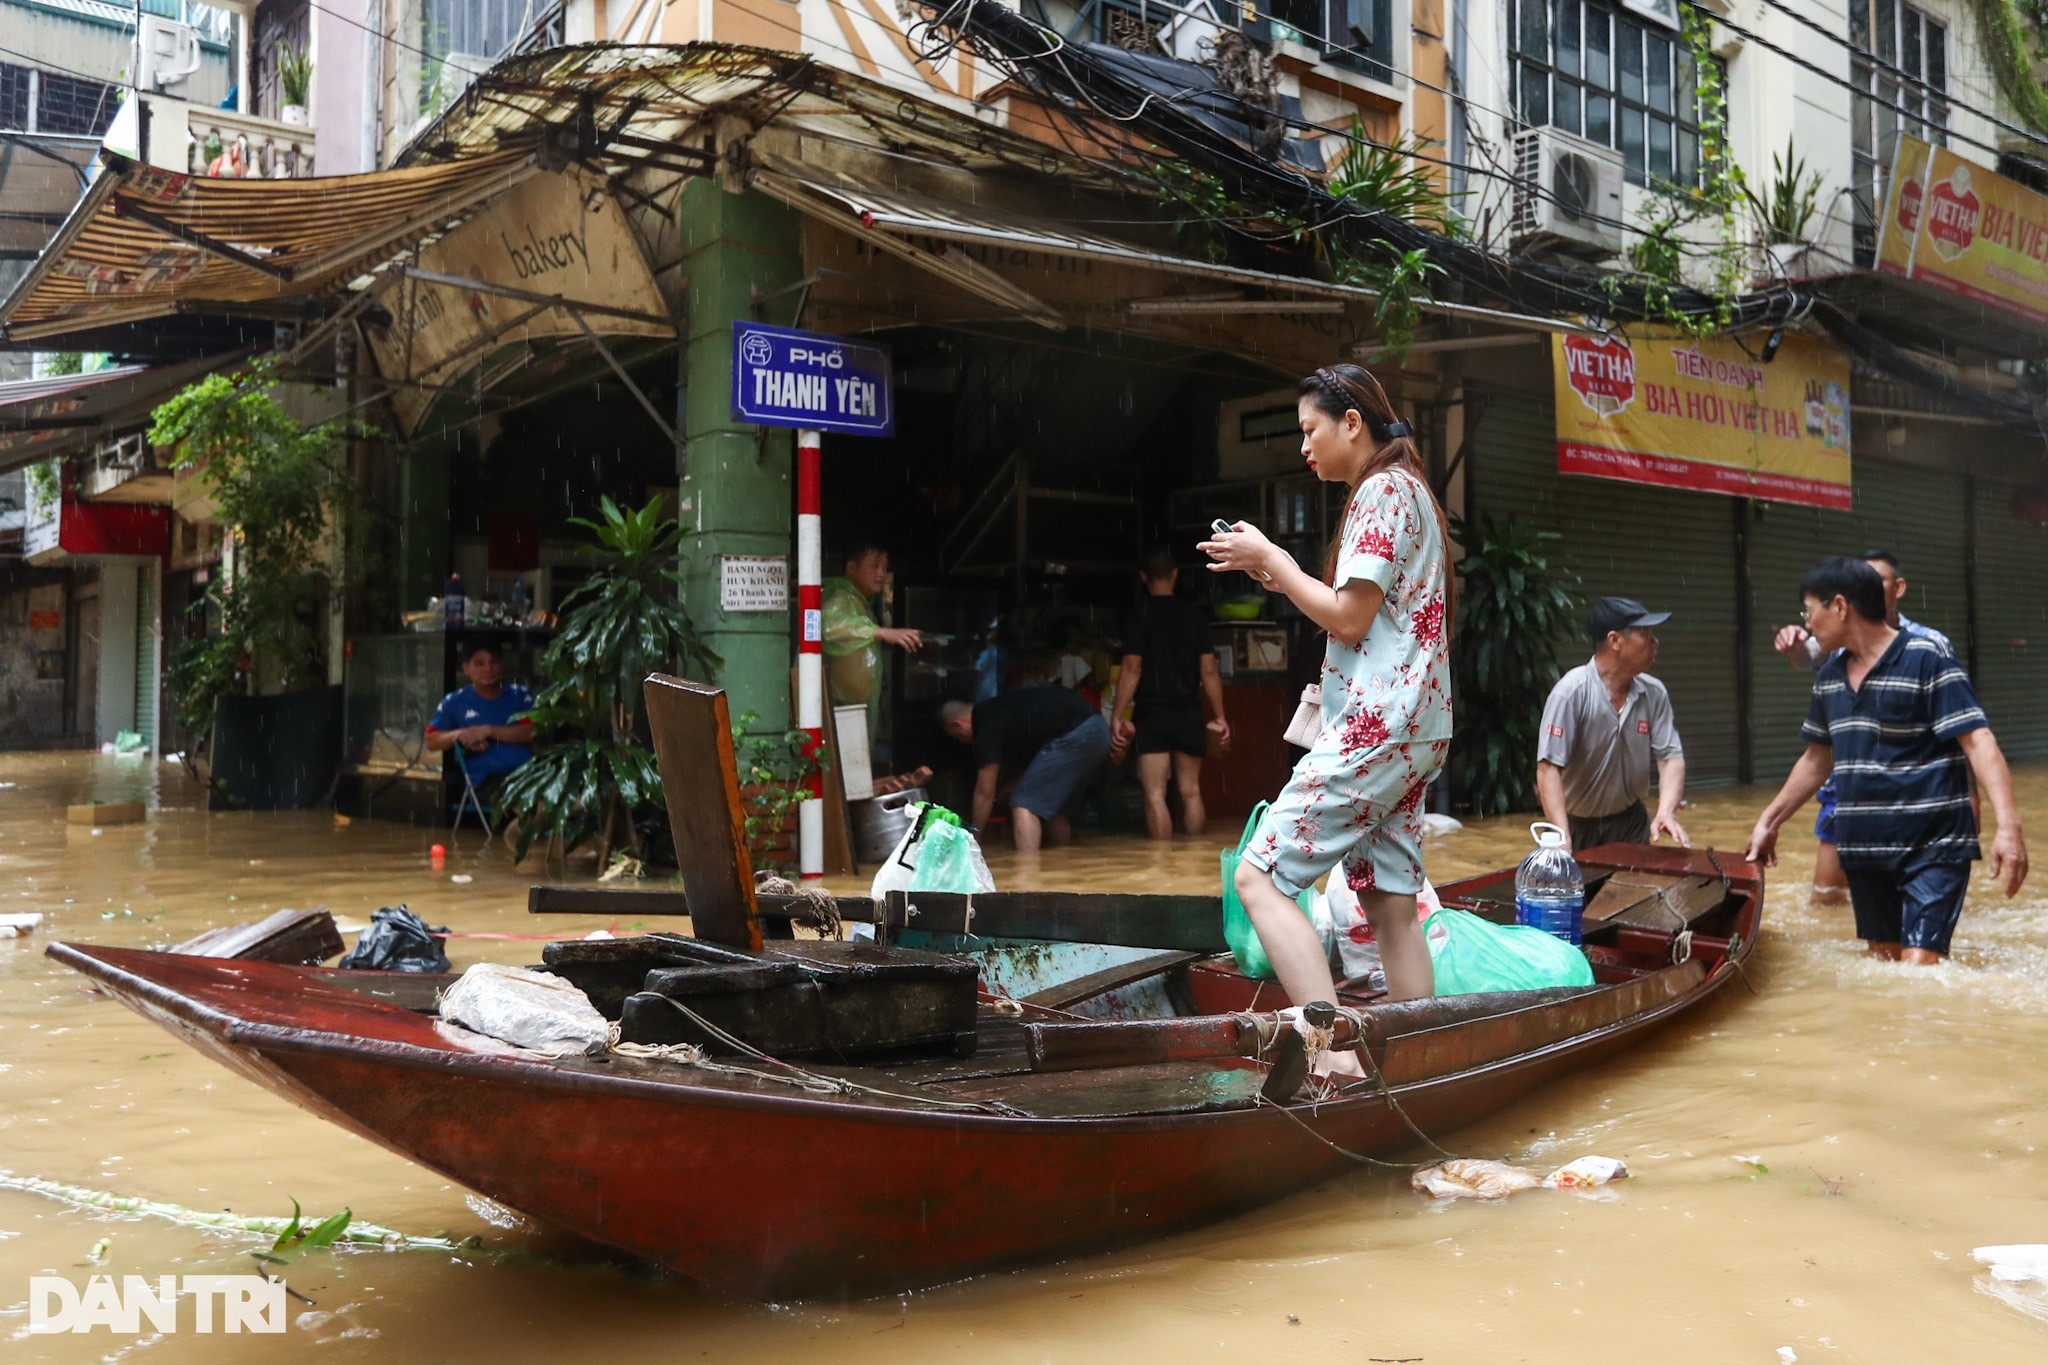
left=1552, top=330, right=1852, bottom=510
left=1874, top=135, right=2048, bottom=325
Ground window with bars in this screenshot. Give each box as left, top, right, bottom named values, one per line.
left=1511, top=0, right=1715, bottom=188
left=0, top=64, right=30, bottom=131
left=1850, top=0, right=1947, bottom=265
left=36, top=72, right=119, bottom=137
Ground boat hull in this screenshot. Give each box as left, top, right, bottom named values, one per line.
left=53, top=930, right=1739, bottom=1300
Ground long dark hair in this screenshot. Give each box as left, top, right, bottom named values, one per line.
left=1299, top=363, right=1455, bottom=633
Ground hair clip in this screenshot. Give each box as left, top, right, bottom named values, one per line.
left=1379, top=420, right=1410, bottom=439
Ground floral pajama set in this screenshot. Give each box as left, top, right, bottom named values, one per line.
left=1243, top=467, right=1453, bottom=899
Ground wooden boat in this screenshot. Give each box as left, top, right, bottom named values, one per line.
left=48, top=677, right=1762, bottom=1301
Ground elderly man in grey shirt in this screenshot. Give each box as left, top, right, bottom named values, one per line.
left=1535, top=596, right=1691, bottom=854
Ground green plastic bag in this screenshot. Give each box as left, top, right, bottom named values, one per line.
left=1221, top=801, right=1315, bottom=980
left=907, top=818, right=995, bottom=894
left=1422, top=907, right=1594, bottom=995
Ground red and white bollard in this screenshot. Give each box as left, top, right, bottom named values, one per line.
left=795, top=428, right=825, bottom=881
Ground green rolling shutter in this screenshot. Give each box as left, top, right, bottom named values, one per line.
left=1973, top=492, right=2048, bottom=760
left=1467, top=386, right=1742, bottom=789
left=1745, top=459, right=1970, bottom=775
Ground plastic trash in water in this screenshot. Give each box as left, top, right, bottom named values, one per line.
left=1973, top=1245, right=2048, bottom=1324
left=1420, top=812, right=1464, bottom=836
left=1515, top=821, right=1584, bottom=946
left=0, top=913, right=43, bottom=939
left=1411, top=1155, right=1629, bottom=1200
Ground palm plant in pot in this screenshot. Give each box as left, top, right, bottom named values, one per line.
left=500, top=497, right=723, bottom=867
left=151, top=360, right=361, bottom=808
left=277, top=44, right=311, bottom=125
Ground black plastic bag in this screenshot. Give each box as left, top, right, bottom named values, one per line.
left=337, top=905, right=451, bottom=973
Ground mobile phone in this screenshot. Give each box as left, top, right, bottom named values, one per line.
left=1210, top=518, right=1234, bottom=536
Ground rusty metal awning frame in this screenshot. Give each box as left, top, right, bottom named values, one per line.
left=0, top=354, right=251, bottom=476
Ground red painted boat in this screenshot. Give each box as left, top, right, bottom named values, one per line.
left=46, top=679, right=1763, bottom=1300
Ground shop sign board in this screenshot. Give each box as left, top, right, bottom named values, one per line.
left=1875, top=135, right=2048, bottom=325
left=1552, top=329, right=1852, bottom=510
left=730, top=323, right=893, bottom=437
left=363, top=168, right=673, bottom=433
left=719, top=555, right=789, bottom=613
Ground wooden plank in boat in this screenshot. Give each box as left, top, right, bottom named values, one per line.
left=1583, top=873, right=1723, bottom=930
left=172, top=907, right=343, bottom=966
left=642, top=674, right=760, bottom=953
left=1025, top=987, right=1594, bottom=1073
left=1021, top=950, right=1207, bottom=1011
left=528, top=885, right=879, bottom=924
left=1376, top=960, right=1708, bottom=1085
left=930, top=1061, right=1267, bottom=1118
left=882, top=891, right=1230, bottom=953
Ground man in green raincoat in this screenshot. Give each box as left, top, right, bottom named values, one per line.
left=823, top=536, right=922, bottom=764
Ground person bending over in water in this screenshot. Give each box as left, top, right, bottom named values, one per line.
left=1200, top=364, right=1454, bottom=1077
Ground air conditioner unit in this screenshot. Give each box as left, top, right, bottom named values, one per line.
left=136, top=17, right=203, bottom=96
left=1511, top=127, right=1625, bottom=259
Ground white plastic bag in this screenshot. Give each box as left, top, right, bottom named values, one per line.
left=1411, top=1154, right=1629, bottom=1200
left=1327, top=877, right=1442, bottom=982
left=438, top=963, right=609, bottom=1057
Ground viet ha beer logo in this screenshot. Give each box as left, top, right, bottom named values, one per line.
left=1563, top=333, right=1636, bottom=418
left=1926, top=164, right=1981, bottom=263
left=1896, top=176, right=1924, bottom=235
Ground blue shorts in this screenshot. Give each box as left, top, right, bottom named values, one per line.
left=1842, top=857, right=1970, bottom=954
left=1813, top=777, right=1838, bottom=843
left=1009, top=714, right=1111, bottom=819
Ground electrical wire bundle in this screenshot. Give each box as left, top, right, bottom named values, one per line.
left=917, top=1, right=2044, bottom=432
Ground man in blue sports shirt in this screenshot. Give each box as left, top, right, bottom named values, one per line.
left=1746, top=558, right=2027, bottom=964
left=426, top=642, right=536, bottom=830
left=1771, top=548, right=1954, bottom=902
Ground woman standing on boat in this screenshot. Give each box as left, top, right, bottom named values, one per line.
left=1200, top=364, right=1454, bottom=1072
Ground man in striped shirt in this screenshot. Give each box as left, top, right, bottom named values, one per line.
left=1745, top=557, right=2027, bottom=963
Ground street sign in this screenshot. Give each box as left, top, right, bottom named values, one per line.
left=731, top=322, right=893, bottom=437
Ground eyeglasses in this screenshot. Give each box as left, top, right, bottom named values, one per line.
left=1799, top=599, right=1837, bottom=623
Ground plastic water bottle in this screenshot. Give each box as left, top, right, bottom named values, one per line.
left=442, top=573, right=465, bottom=629
left=1515, top=822, right=1584, bottom=946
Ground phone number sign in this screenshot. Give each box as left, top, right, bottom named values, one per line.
left=731, top=322, right=893, bottom=437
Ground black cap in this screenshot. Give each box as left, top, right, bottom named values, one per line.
left=1588, top=596, right=1671, bottom=639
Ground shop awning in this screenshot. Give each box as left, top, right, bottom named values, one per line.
left=754, top=164, right=1589, bottom=338
left=0, top=147, right=539, bottom=356
left=0, top=355, right=240, bottom=476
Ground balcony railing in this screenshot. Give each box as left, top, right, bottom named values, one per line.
left=112, top=93, right=316, bottom=179
left=185, top=105, right=316, bottom=179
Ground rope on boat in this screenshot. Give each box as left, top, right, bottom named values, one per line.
left=0, top=1171, right=486, bottom=1253
left=754, top=872, right=843, bottom=939
left=626, top=996, right=1029, bottom=1117
left=1244, top=1005, right=1465, bottom=1169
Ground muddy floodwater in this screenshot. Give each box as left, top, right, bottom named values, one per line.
left=2, top=751, right=2046, bottom=1362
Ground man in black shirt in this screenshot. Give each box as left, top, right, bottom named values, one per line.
left=1108, top=549, right=1231, bottom=838
left=940, top=687, right=1111, bottom=852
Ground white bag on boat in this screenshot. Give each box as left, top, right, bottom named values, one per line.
left=438, top=963, right=609, bottom=1057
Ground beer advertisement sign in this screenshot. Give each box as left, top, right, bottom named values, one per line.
left=1874, top=135, right=2048, bottom=325
left=1552, top=329, right=1853, bottom=510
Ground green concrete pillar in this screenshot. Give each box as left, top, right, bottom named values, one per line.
left=677, top=181, right=803, bottom=731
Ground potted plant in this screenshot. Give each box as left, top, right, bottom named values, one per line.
left=1745, top=138, right=1825, bottom=281
left=500, top=496, right=723, bottom=868
left=150, top=360, right=361, bottom=809
left=1446, top=514, right=1582, bottom=816
left=277, top=44, right=311, bottom=125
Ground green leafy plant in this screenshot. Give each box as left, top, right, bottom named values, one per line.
left=1327, top=124, right=1462, bottom=235
left=730, top=710, right=825, bottom=874
left=1982, top=0, right=2048, bottom=134
left=1745, top=138, right=1825, bottom=247
left=149, top=360, right=362, bottom=745
left=276, top=44, right=312, bottom=107
left=1447, top=514, right=1582, bottom=817
left=500, top=496, right=721, bottom=864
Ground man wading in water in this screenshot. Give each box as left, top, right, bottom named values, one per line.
left=1746, top=557, right=2028, bottom=963
left=1200, top=364, right=1454, bottom=1079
